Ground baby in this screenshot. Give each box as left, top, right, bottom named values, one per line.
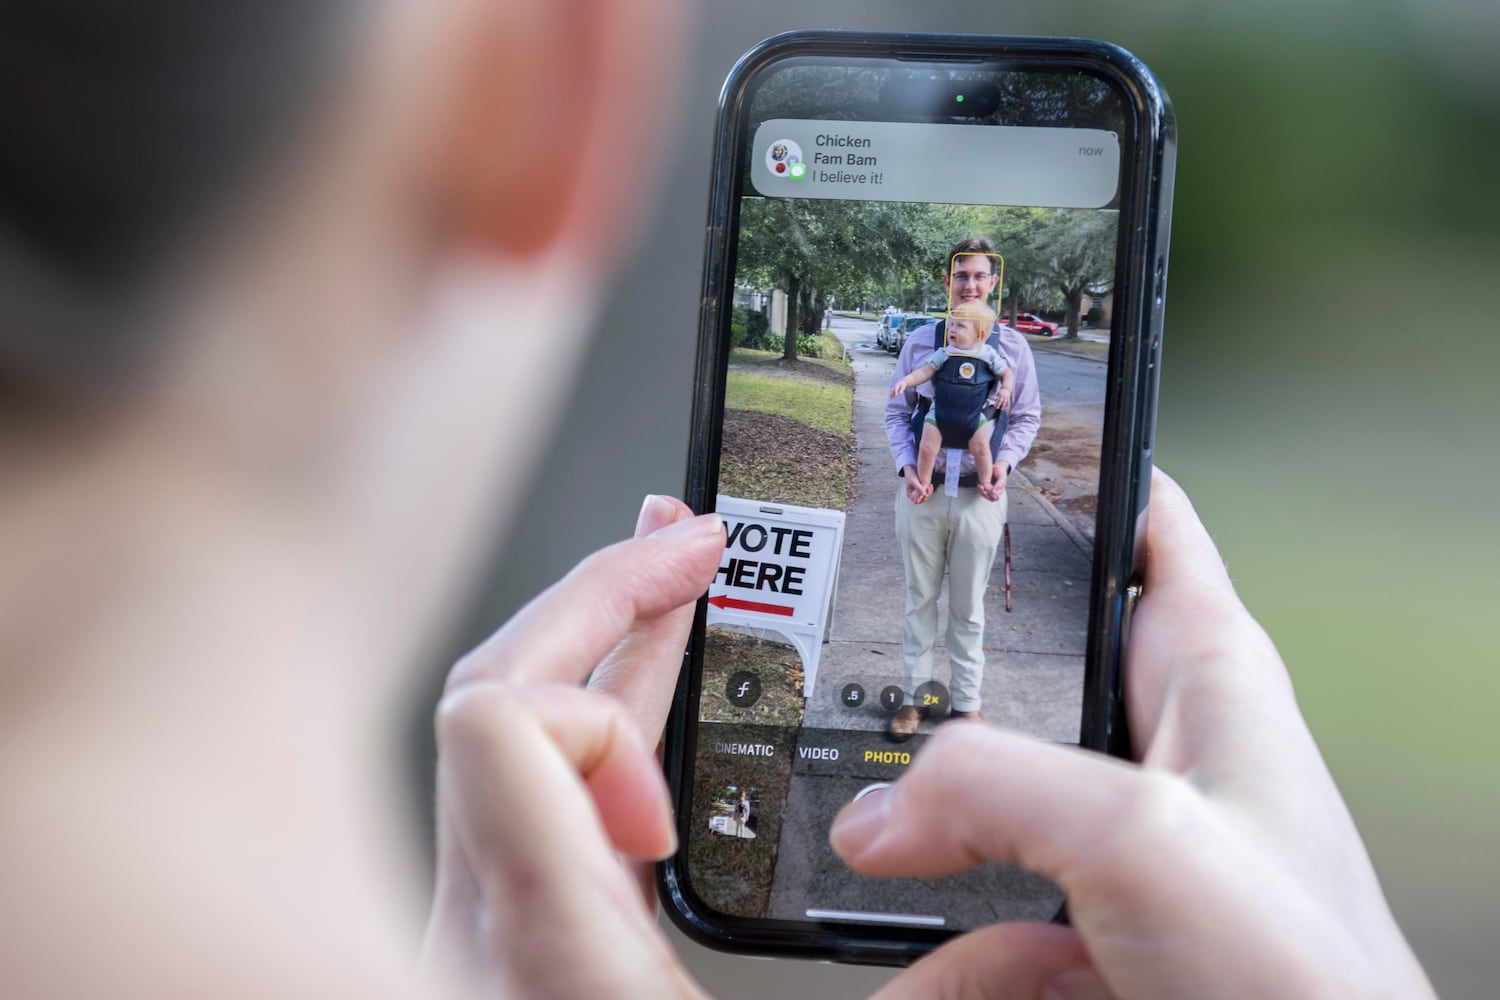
left=890, top=300, right=1014, bottom=503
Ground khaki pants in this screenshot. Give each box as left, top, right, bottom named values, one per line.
left=893, top=483, right=1007, bottom=712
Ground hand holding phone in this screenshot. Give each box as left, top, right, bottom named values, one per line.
left=417, top=483, right=1435, bottom=997
left=826, top=471, right=1435, bottom=997
left=420, top=496, right=725, bottom=998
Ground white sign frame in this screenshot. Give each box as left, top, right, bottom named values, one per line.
left=707, top=495, right=845, bottom=697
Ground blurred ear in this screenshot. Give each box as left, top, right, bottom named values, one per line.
left=432, top=0, right=684, bottom=263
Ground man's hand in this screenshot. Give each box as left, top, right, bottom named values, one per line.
left=979, top=461, right=1007, bottom=502
left=902, top=465, right=928, bottom=504
left=831, top=470, right=1436, bottom=999
left=420, top=496, right=722, bottom=1000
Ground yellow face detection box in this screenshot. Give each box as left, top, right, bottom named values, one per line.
left=945, top=251, right=1004, bottom=345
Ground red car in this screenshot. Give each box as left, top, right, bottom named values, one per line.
left=1000, top=312, right=1060, bottom=336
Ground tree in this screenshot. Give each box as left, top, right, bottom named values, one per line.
left=984, top=206, right=1047, bottom=320
left=1030, top=211, right=1116, bottom=340
left=735, top=199, right=973, bottom=360
left=735, top=199, right=809, bottom=359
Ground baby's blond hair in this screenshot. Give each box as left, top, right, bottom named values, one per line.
left=947, top=300, right=995, bottom=343
left=948, top=300, right=995, bottom=325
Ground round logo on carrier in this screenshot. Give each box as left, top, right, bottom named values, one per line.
left=765, top=138, right=805, bottom=179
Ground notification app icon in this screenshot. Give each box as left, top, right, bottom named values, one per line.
left=765, top=138, right=804, bottom=179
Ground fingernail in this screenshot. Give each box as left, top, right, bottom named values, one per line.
left=649, top=511, right=722, bottom=542
left=649, top=771, right=681, bottom=859
left=656, top=824, right=680, bottom=859
left=828, top=787, right=890, bottom=858
left=635, top=494, right=678, bottom=537
left=1043, top=968, right=1112, bottom=1000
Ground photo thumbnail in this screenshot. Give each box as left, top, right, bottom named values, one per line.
left=686, top=724, right=793, bottom=918
left=707, top=784, right=759, bottom=840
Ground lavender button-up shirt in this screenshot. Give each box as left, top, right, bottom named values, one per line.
left=884, top=321, right=1041, bottom=481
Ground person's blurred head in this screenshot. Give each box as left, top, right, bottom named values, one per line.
left=0, top=1, right=684, bottom=997
left=0, top=0, right=684, bottom=681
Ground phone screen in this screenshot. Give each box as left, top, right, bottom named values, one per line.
left=681, top=54, right=1138, bottom=939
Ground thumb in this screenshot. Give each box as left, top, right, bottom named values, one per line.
left=829, top=724, right=1146, bottom=888
left=445, top=504, right=723, bottom=692
left=874, top=923, right=1096, bottom=1000
left=828, top=723, right=1310, bottom=998
left=589, top=494, right=716, bottom=746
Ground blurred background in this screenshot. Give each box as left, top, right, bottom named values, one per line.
left=443, top=1, right=1500, bottom=996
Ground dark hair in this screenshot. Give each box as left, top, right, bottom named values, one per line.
left=0, top=3, right=354, bottom=408
left=945, top=236, right=997, bottom=277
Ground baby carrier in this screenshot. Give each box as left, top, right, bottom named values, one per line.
left=907, top=318, right=1014, bottom=611
left=908, top=319, right=1011, bottom=473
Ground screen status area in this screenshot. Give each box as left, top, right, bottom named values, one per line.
left=687, top=116, right=1121, bottom=930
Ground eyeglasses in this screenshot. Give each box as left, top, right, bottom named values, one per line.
left=950, top=271, right=994, bottom=284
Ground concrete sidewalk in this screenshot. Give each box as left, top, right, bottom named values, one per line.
left=802, top=336, right=1089, bottom=742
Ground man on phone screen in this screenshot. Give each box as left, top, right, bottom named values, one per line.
left=883, top=237, right=1040, bottom=741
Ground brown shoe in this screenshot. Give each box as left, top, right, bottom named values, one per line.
left=887, top=706, right=921, bottom=742
left=948, top=710, right=985, bottom=723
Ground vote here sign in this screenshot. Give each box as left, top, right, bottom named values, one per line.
left=707, top=495, right=845, bottom=697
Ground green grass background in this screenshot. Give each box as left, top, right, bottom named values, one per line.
left=724, top=369, right=853, bottom=435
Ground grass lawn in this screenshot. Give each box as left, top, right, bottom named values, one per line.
left=718, top=410, right=855, bottom=510
left=698, top=628, right=806, bottom=727
left=809, top=331, right=847, bottom=360
left=724, top=369, right=852, bottom=435
left=720, top=357, right=857, bottom=510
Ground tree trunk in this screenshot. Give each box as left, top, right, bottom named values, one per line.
left=809, top=289, right=827, bottom=337
left=782, top=274, right=801, bottom=361
left=1058, top=288, right=1082, bottom=340
left=799, top=285, right=816, bottom=340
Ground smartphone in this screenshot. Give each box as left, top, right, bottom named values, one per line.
left=660, top=30, right=1175, bottom=966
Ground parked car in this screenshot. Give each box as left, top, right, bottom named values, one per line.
left=1000, top=312, right=1060, bottom=336
left=876, top=313, right=903, bottom=351
left=893, top=314, right=937, bottom=353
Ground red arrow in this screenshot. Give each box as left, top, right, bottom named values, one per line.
left=707, top=594, right=795, bottom=617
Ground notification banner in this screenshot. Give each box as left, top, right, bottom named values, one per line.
left=750, top=118, right=1120, bottom=209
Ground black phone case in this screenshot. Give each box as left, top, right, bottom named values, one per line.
left=660, top=29, right=1176, bottom=967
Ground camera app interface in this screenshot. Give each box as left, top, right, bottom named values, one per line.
left=688, top=65, right=1127, bottom=932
